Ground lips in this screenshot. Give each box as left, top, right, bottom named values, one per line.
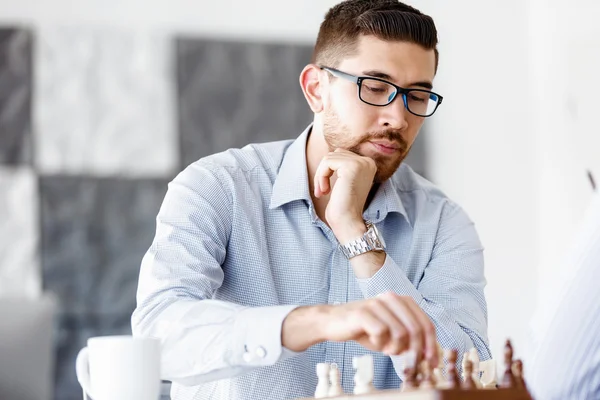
left=369, top=141, right=402, bottom=155
left=371, top=141, right=400, bottom=149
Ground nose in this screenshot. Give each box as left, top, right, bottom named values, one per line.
left=378, top=93, right=409, bottom=130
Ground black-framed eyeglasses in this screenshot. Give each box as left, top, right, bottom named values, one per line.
left=320, top=66, right=443, bottom=118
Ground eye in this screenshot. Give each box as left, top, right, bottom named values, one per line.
left=364, top=84, right=388, bottom=93
left=408, top=92, right=428, bottom=103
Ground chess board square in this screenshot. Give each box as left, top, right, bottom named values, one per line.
left=0, top=167, right=41, bottom=296
left=34, top=27, right=177, bottom=177
left=40, top=176, right=169, bottom=316
left=0, top=28, right=33, bottom=165
left=177, top=38, right=313, bottom=167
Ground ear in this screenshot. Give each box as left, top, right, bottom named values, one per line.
left=299, top=64, right=326, bottom=113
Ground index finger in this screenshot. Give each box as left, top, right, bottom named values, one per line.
left=403, top=298, right=438, bottom=366
left=379, top=294, right=425, bottom=362
left=314, top=158, right=336, bottom=197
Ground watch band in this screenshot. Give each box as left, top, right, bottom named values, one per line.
left=339, top=222, right=385, bottom=259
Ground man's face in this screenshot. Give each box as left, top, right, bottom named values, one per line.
left=321, top=35, right=437, bottom=183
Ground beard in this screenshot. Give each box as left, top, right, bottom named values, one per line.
left=322, top=107, right=410, bottom=183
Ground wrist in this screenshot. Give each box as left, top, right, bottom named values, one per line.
left=281, top=305, right=331, bottom=352
left=330, top=218, right=367, bottom=244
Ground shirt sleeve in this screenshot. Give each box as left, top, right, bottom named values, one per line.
left=131, top=161, right=299, bottom=386
left=525, top=193, right=600, bottom=399
left=356, top=201, right=492, bottom=376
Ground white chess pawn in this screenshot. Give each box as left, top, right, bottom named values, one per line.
left=328, top=363, right=343, bottom=397
left=315, top=362, right=330, bottom=398
left=433, top=367, right=446, bottom=389
left=353, top=355, right=376, bottom=395
left=468, top=348, right=482, bottom=388
left=479, top=359, right=498, bottom=389
left=461, top=352, right=469, bottom=381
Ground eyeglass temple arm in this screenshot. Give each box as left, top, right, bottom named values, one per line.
left=320, top=67, right=359, bottom=84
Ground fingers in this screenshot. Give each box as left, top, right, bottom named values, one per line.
left=352, top=308, right=389, bottom=349
left=366, top=300, right=410, bottom=355
left=330, top=295, right=437, bottom=362
left=382, top=293, right=438, bottom=365
left=313, top=154, right=349, bottom=198
left=312, top=150, right=376, bottom=198
left=378, top=293, right=425, bottom=361
left=401, top=296, right=438, bottom=366
left=313, top=158, right=335, bottom=198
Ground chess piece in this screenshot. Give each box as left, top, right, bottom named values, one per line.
left=328, top=364, right=343, bottom=397
left=501, top=339, right=517, bottom=388
left=479, top=359, right=498, bottom=389
left=462, top=359, right=476, bottom=389
left=433, top=367, right=446, bottom=389
left=315, top=363, right=330, bottom=399
left=419, top=360, right=435, bottom=389
left=436, top=342, right=444, bottom=366
left=353, top=355, right=376, bottom=395
left=512, top=359, right=527, bottom=390
left=402, top=367, right=418, bottom=391
left=461, top=352, right=469, bottom=381
left=445, top=349, right=461, bottom=388
left=468, top=348, right=482, bottom=388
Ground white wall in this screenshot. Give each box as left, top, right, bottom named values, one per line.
left=421, top=1, right=539, bottom=362
left=0, top=0, right=339, bottom=42
left=531, top=1, right=600, bottom=306
left=6, top=0, right=595, bottom=369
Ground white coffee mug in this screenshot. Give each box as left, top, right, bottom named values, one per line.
left=75, top=335, right=161, bottom=400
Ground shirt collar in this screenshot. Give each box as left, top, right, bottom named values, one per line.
left=269, top=125, right=312, bottom=209
left=269, top=124, right=411, bottom=227
left=363, top=177, right=411, bottom=227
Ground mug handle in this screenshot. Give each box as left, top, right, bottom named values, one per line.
left=75, top=347, right=96, bottom=400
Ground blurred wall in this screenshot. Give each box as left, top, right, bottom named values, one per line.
left=0, top=0, right=340, bottom=41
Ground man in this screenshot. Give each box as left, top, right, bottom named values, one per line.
left=132, top=1, right=491, bottom=399
left=524, top=171, right=599, bottom=398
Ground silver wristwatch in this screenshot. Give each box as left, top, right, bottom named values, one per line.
left=339, top=221, right=386, bottom=259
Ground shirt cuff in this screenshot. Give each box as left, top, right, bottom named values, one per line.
left=356, top=254, right=423, bottom=303
left=232, top=304, right=300, bottom=366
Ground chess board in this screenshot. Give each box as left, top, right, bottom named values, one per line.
left=298, top=387, right=532, bottom=400
left=301, top=340, right=531, bottom=400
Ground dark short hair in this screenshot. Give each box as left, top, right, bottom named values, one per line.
left=312, top=0, right=439, bottom=72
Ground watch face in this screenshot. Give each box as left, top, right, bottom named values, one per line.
left=371, top=223, right=386, bottom=249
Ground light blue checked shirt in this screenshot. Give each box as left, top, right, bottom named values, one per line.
left=132, top=125, right=491, bottom=400
left=525, top=191, right=600, bottom=399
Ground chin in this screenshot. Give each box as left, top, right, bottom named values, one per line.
left=373, top=157, right=406, bottom=183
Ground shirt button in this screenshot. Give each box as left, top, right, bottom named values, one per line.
left=256, top=346, right=267, bottom=358
left=243, top=352, right=253, bottom=363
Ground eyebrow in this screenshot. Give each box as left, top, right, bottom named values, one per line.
left=362, top=69, right=433, bottom=90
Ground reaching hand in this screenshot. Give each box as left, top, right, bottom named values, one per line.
left=282, top=292, right=438, bottom=366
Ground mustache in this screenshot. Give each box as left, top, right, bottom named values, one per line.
left=365, top=130, right=408, bottom=152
